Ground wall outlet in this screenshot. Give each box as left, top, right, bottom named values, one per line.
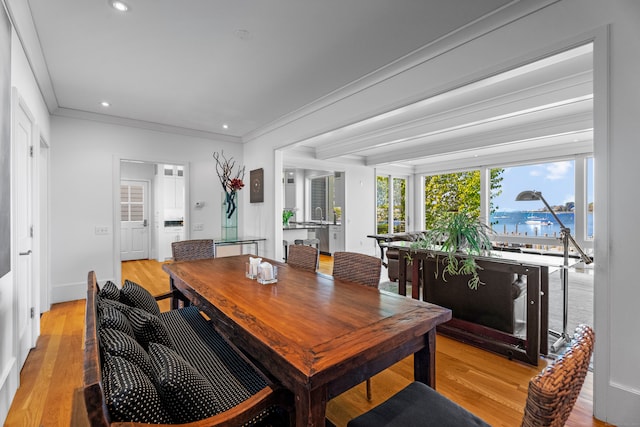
left=95, top=226, right=110, bottom=235
left=193, top=223, right=204, bottom=231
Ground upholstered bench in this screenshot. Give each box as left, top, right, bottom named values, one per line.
left=83, top=271, right=292, bottom=426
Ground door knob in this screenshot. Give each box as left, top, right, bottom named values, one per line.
left=19, top=250, right=32, bottom=256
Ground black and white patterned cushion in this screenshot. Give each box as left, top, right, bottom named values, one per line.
left=97, top=297, right=130, bottom=314
left=99, top=307, right=135, bottom=338
left=122, top=306, right=174, bottom=350
left=99, top=328, right=154, bottom=378
left=120, top=279, right=161, bottom=316
left=103, top=355, right=172, bottom=424
left=160, top=306, right=269, bottom=411
left=99, top=280, right=121, bottom=301
left=148, top=342, right=221, bottom=423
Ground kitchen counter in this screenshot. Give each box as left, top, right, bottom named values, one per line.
left=283, top=221, right=342, bottom=230
left=283, top=224, right=323, bottom=230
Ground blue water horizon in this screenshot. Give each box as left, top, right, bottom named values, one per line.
left=490, top=210, right=594, bottom=238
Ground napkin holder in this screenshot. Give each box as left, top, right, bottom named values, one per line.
left=257, top=262, right=278, bottom=284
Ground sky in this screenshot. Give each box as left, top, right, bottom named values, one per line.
left=492, top=159, right=594, bottom=211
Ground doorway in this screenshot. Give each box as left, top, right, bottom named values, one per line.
left=120, top=179, right=150, bottom=261
left=115, top=158, right=188, bottom=285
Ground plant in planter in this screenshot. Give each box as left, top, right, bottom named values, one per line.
left=282, top=209, right=295, bottom=226
left=411, top=211, right=493, bottom=290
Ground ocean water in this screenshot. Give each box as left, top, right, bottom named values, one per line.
left=490, top=211, right=594, bottom=238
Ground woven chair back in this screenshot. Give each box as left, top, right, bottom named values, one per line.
left=332, top=251, right=381, bottom=288
left=287, top=244, right=318, bottom=272
left=171, top=239, right=215, bottom=261
left=521, top=324, right=595, bottom=427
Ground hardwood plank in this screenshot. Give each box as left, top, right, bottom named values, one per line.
left=5, top=257, right=612, bottom=427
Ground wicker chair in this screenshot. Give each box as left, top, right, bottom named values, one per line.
left=287, top=244, right=318, bottom=272
left=332, top=251, right=382, bottom=288
left=332, top=251, right=382, bottom=400
left=171, top=239, right=215, bottom=261
left=348, top=324, right=595, bottom=427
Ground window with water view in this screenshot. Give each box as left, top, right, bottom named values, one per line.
left=421, top=158, right=594, bottom=252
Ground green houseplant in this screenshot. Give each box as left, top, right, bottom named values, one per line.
left=282, top=209, right=295, bottom=226
left=411, top=212, right=493, bottom=289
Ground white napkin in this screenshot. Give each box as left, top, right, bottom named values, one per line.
left=249, top=257, right=262, bottom=276
left=259, top=262, right=274, bottom=280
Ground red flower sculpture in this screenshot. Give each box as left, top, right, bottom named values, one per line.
left=214, top=151, right=246, bottom=219
left=228, top=178, right=245, bottom=191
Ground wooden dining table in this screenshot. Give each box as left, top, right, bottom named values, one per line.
left=162, top=254, right=452, bottom=427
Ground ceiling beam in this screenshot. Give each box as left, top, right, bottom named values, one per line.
left=363, top=107, right=592, bottom=166
left=314, top=74, right=592, bottom=160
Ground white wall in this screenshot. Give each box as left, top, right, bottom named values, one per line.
left=0, top=23, right=51, bottom=426
left=49, top=116, right=242, bottom=301
left=3, top=0, right=639, bottom=425
left=241, top=1, right=640, bottom=424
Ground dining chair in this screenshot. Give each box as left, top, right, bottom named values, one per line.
left=171, top=239, right=215, bottom=261
left=332, top=251, right=382, bottom=400
left=332, top=251, right=382, bottom=288
left=347, top=324, right=595, bottom=427
left=287, top=244, right=318, bottom=272
left=170, top=239, right=215, bottom=309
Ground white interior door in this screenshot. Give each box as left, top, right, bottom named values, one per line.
left=14, top=97, right=36, bottom=368
left=120, top=180, right=149, bottom=261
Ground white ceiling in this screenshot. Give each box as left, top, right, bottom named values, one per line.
left=8, top=0, right=592, bottom=169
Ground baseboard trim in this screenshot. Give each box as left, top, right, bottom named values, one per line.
left=51, top=281, right=86, bottom=303
left=0, top=357, right=18, bottom=426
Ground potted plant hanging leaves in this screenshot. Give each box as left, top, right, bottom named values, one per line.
left=411, top=211, right=493, bottom=289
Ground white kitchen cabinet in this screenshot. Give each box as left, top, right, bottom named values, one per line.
left=329, top=225, right=344, bottom=254
left=158, top=226, right=184, bottom=261
left=162, top=165, right=184, bottom=209
left=155, top=164, right=186, bottom=261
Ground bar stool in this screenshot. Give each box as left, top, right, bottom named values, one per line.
left=295, top=238, right=320, bottom=250
left=283, top=240, right=290, bottom=261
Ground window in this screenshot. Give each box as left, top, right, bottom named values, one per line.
left=310, top=177, right=327, bottom=221
left=393, top=178, right=406, bottom=232
left=376, top=176, right=389, bottom=233
left=424, top=170, right=481, bottom=230
left=377, top=175, right=407, bottom=233
left=120, top=183, right=144, bottom=222
left=490, top=161, right=586, bottom=238
left=586, top=157, right=594, bottom=239
left=420, top=158, right=592, bottom=254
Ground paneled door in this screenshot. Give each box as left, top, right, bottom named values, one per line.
left=14, top=95, right=37, bottom=369
left=120, top=180, right=149, bottom=261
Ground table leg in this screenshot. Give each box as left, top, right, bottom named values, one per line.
left=398, top=251, right=407, bottom=296
left=411, top=258, right=421, bottom=300
left=294, top=384, right=327, bottom=427
left=414, top=328, right=436, bottom=388
left=170, top=277, right=179, bottom=310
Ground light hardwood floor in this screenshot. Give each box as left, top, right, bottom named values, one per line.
left=4, top=256, right=612, bottom=427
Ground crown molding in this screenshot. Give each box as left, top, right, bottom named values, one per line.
left=244, top=0, right=561, bottom=144
left=53, top=107, right=242, bottom=143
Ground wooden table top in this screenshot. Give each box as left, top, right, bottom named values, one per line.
left=163, top=254, right=451, bottom=426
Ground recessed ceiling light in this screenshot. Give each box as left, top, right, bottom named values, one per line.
left=100, top=101, right=110, bottom=107
left=234, top=29, right=252, bottom=41
left=110, top=1, right=129, bottom=12
left=222, top=124, right=229, bottom=129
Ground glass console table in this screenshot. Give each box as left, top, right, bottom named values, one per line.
left=214, top=236, right=266, bottom=257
